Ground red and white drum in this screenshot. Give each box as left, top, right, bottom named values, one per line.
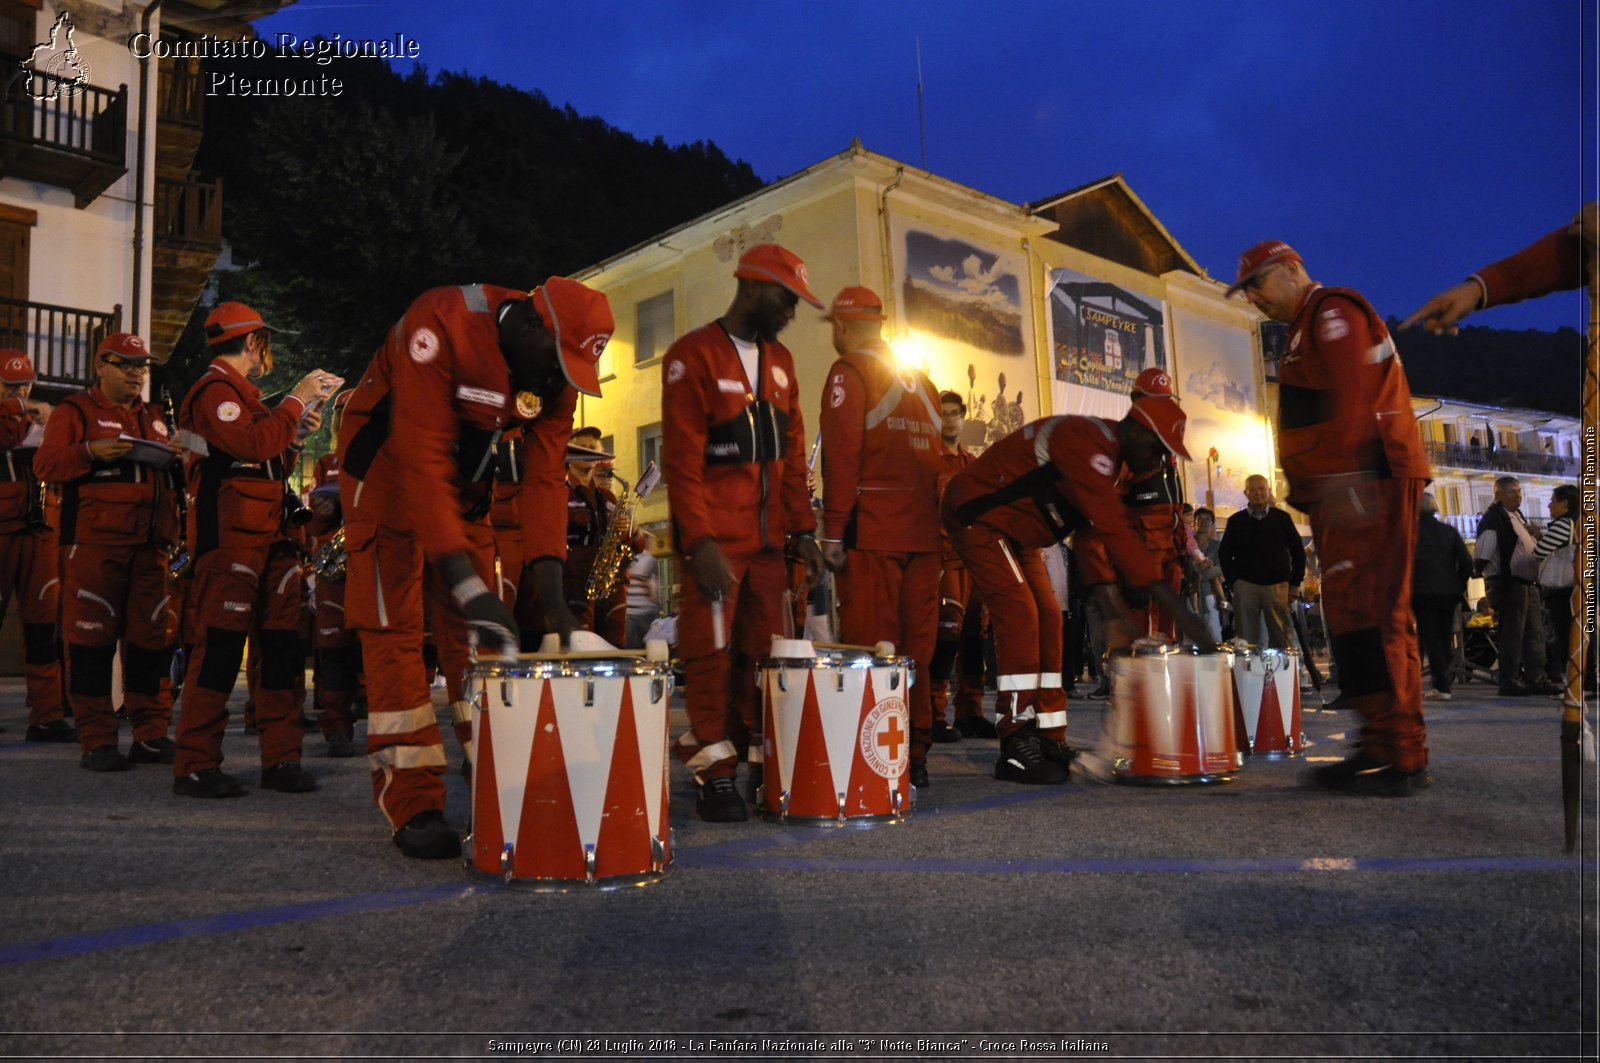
left=1104, top=643, right=1239, bottom=784
left=464, top=652, right=672, bottom=889
left=757, top=640, right=913, bottom=826
left=1231, top=647, right=1304, bottom=757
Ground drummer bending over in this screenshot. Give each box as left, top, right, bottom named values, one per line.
left=941, top=396, right=1214, bottom=785
left=336, top=278, right=615, bottom=858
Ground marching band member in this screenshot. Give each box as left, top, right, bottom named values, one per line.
left=173, top=302, right=340, bottom=799
left=307, top=391, right=359, bottom=757
left=928, top=389, right=993, bottom=742
left=661, top=243, right=823, bottom=822
left=0, top=350, right=69, bottom=744
left=816, top=286, right=942, bottom=789
left=942, top=399, right=1214, bottom=785
left=337, top=278, right=613, bottom=858
left=557, top=424, right=625, bottom=646
left=36, top=333, right=183, bottom=771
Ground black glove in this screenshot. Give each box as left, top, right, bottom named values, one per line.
left=529, top=557, right=578, bottom=648
left=438, top=551, right=519, bottom=658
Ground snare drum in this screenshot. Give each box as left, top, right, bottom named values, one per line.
left=1231, top=647, right=1304, bottom=757
left=1104, top=643, right=1239, bottom=784
left=464, top=653, right=673, bottom=889
left=757, top=640, right=914, bottom=825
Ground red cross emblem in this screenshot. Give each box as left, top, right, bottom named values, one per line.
left=876, top=714, right=905, bottom=761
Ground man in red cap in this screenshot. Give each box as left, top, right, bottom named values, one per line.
left=661, top=243, right=824, bottom=821
left=817, top=285, right=943, bottom=788
left=35, top=334, right=183, bottom=770
left=0, top=350, right=70, bottom=743
left=173, top=302, right=342, bottom=798
left=1229, top=240, right=1432, bottom=794
left=337, top=278, right=613, bottom=858
left=942, top=400, right=1215, bottom=784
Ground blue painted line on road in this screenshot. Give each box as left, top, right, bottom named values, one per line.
left=0, top=882, right=479, bottom=968
left=678, top=852, right=1594, bottom=874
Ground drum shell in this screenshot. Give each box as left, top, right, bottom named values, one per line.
left=1230, top=648, right=1305, bottom=757
left=464, top=655, right=673, bottom=889
left=757, top=650, right=914, bottom=825
left=1105, top=647, right=1239, bottom=784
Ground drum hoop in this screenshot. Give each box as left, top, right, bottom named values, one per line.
left=466, top=654, right=671, bottom=680
left=758, top=654, right=904, bottom=669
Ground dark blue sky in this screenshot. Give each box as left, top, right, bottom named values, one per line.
left=256, top=0, right=1593, bottom=334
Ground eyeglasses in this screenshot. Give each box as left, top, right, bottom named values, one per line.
left=101, top=357, right=149, bottom=375
left=1238, top=264, right=1282, bottom=294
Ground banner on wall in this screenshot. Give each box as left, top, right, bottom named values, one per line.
left=1046, top=266, right=1169, bottom=420
left=891, top=218, right=1036, bottom=449
left=1169, top=308, right=1271, bottom=514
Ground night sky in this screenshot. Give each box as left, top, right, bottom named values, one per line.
left=252, top=0, right=1592, bottom=334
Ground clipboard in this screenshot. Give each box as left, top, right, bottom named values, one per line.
left=117, top=433, right=180, bottom=469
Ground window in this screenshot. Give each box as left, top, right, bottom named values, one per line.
left=635, top=291, right=675, bottom=366
left=637, top=422, right=664, bottom=485
left=1441, top=422, right=1457, bottom=444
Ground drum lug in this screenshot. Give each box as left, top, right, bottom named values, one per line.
left=583, top=678, right=596, bottom=707
left=777, top=668, right=788, bottom=693
left=500, top=842, right=515, bottom=882
left=650, top=835, right=665, bottom=872
left=835, top=671, right=845, bottom=693
left=499, top=680, right=513, bottom=708
left=650, top=678, right=665, bottom=704
left=889, top=669, right=901, bottom=691
left=779, top=790, right=791, bottom=820
left=836, top=792, right=847, bottom=824
left=891, top=787, right=903, bottom=816
left=584, top=843, right=596, bottom=884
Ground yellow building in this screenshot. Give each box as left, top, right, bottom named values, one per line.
left=572, top=143, right=1274, bottom=583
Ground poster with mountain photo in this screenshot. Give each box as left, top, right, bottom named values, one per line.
left=893, top=220, right=1035, bottom=447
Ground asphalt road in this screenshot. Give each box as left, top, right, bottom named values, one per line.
left=0, top=672, right=1594, bottom=1061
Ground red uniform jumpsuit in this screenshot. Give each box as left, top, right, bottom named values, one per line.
left=661, top=321, right=812, bottom=782
left=1278, top=285, right=1431, bottom=771
left=35, top=386, right=182, bottom=752
left=818, top=340, right=942, bottom=764
left=1076, top=460, right=1186, bottom=639
left=0, top=399, right=64, bottom=730
left=930, top=444, right=988, bottom=727
left=562, top=474, right=626, bottom=646
left=173, top=360, right=309, bottom=775
left=309, top=452, right=359, bottom=743
left=337, top=284, right=572, bottom=830
left=942, top=416, right=1164, bottom=741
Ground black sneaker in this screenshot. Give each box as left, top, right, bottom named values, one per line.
left=80, top=745, right=130, bottom=772
left=1086, top=684, right=1112, bottom=701
left=994, top=731, right=1069, bottom=785
left=931, top=719, right=962, bottom=743
left=1307, top=752, right=1432, bottom=797
left=173, top=767, right=244, bottom=798
left=25, top=719, right=75, bottom=743
left=260, top=761, right=319, bottom=793
left=1497, top=682, right=1529, bottom=698
left=326, top=733, right=357, bottom=758
left=695, top=775, right=749, bottom=822
left=1528, top=678, right=1561, bottom=696
left=392, top=809, right=461, bottom=859
left=908, top=761, right=929, bottom=789
left=128, top=737, right=176, bottom=764
left=955, top=715, right=998, bottom=739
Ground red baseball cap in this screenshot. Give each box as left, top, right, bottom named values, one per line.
left=204, top=301, right=280, bottom=346
left=735, top=243, right=823, bottom=308
left=1131, top=366, right=1174, bottom=397
left=1226, top=240, right=1302, bottom=297
left=824, top=285, right=886, bottom=322
left=532, top=276, right=614, bottom=399
left=0, top=349, right=34, bottom=383
left=97, top=332, right=154, bottom=363
left=1129, top=393, right=1192, bottom=461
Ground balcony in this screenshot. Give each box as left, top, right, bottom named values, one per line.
left=0, top=69, right=128, bottom=208
left=0, top=296, right=121, bottom=389
left=157, top=55, right=204, bottom=129
left=1425, top=441, right=1579, bottom=480
left=155, top=174, right=222, bottom=248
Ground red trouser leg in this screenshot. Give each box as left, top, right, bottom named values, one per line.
left=251, top=545, right=310, bottom=767
left=675, top=546, right=785, bottom=782
left=929, top=566, right=969, bottom=725
left=61, top=543, right=134, bottom=751
left=314, top=577, right=359, bottom=740
left=953, top=527, right=1062, bottom=740
left=120, top=546, right=180, bottom=744
left=174, top=547, right=262, bottom=774
left=953, top=592, right=988, bottom=721
left=422, top=520, right=495, bottom=756
left=0, top=530, right=66, bottom=726
left=345, top=521, right=445, bottom=829
left=837, top=549, right=940, bottom=762
left=1313, top=477, right=1427, bottom=771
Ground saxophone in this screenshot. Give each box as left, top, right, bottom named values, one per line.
left=311, top=527, right=347, bottom=581
left=160, top=385, right=192, bottom=580
left=585, top=471, right=636, bottom=604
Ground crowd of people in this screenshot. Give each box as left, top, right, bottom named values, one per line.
left=2, top=210, right=1591, bottom=855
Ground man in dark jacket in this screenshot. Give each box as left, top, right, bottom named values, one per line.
left=1412, top=493, right=1472, bottom=700
left=1473, top=476, right=1554, bottom=696
left=1217, top=475, right=1305, bottom=649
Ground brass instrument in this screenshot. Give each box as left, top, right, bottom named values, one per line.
left=585, top=471, right=636, bottom=605
left=160, top=386, right=192, bottom=580
left=311, top=527, right=347, bottom=581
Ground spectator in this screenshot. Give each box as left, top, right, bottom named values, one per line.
left=1412, top=492, right=1472, bottom=701
left=624, top=532, right=659, bottom=648
left=1474, top=476, right=1554, bottom=696
left=1192, top=506, right=1225, bottom=644
left=1536, top=484, right=1579, bottom=687
left=1217, top=474, right=1305, bottom=649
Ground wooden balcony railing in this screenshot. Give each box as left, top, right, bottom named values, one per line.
left=157, top=55, right=204, bottom=128
left=0, top=296, right=121, bottom=388
left=0, top=68, right=128, bottom=207
left=155, top=174, right=222, bottom=248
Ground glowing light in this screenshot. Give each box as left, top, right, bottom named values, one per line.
left=894, top=331, right=931, bottom=374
